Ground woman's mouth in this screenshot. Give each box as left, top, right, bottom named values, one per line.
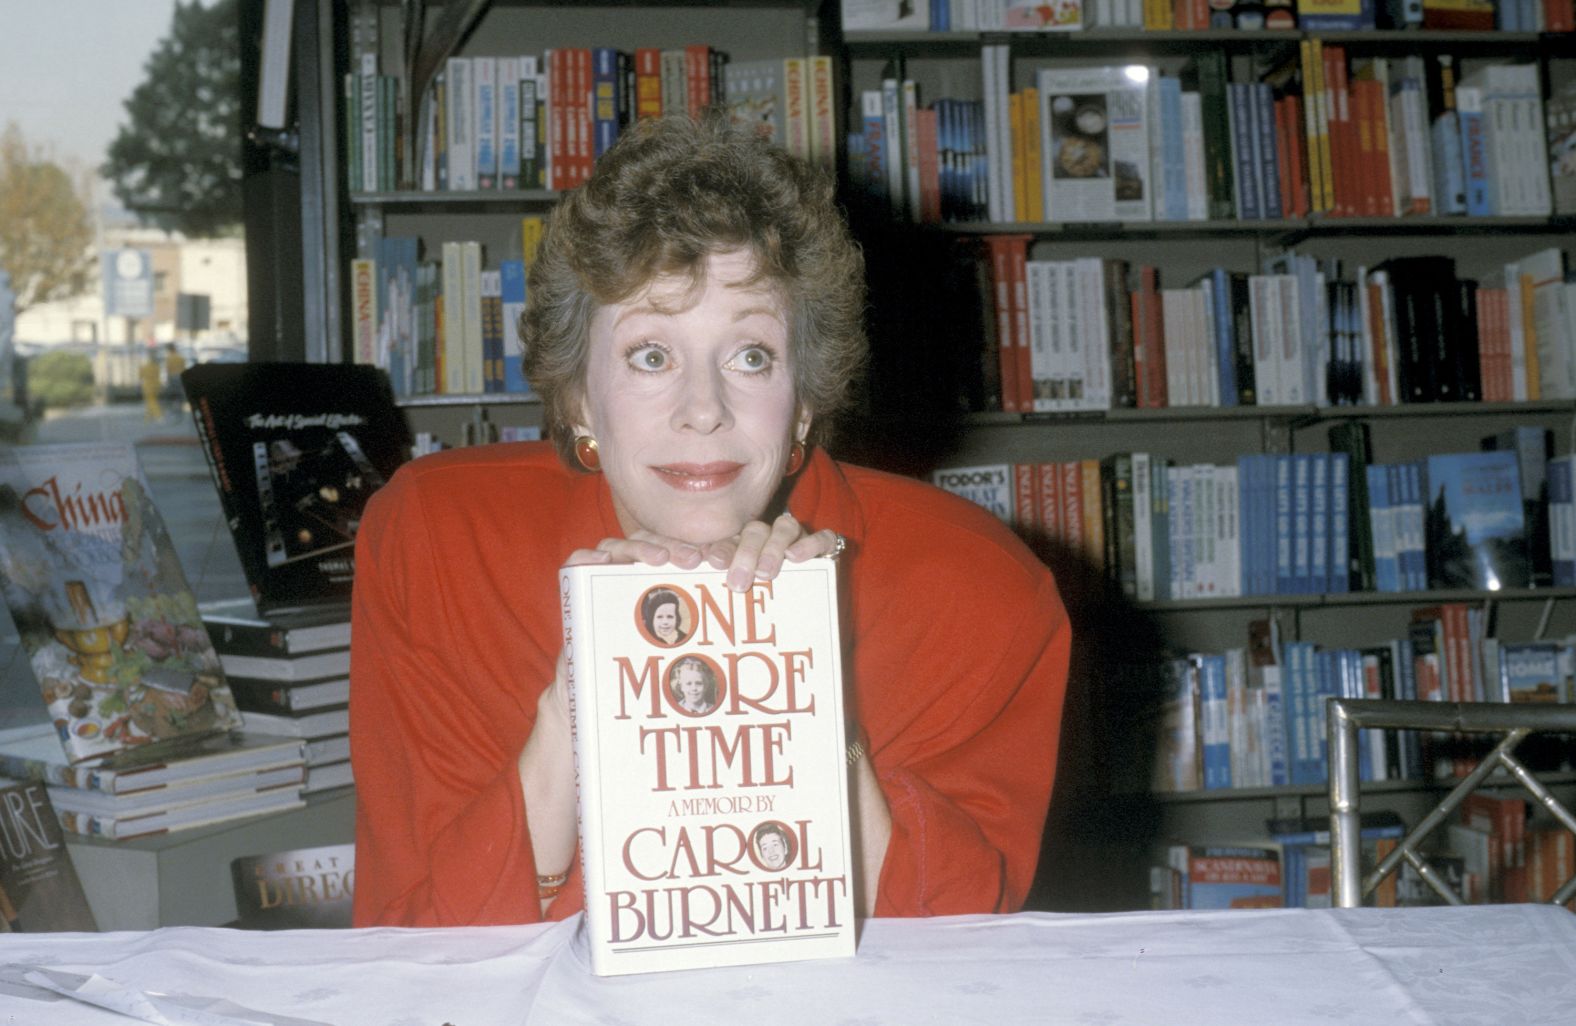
left=652, top=462, right=744, bottom=492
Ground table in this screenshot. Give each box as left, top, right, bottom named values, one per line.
left=2, top=905, right=1574, bottom=1025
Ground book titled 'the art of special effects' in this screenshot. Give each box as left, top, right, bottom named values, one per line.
left=559, top=559, right=855, bottom=976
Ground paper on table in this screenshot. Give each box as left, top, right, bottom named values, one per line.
left=16, top=967, right=332, bottom=1026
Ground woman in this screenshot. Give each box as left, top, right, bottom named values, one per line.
left=639, top=587, right=686, bottom=646
left=350, top=113, right=1071, bottom=927
left=667, top=655, right=717, bottom=715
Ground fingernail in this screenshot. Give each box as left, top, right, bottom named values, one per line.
left=727, top=567, right=752, bottom=592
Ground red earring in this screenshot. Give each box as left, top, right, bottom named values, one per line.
left=785, top=440, right=806, bottom=476
left=574, top=435, right=601, bottom=472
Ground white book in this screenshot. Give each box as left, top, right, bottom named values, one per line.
left=1133, top=451, right=1155, bottom=602
left=1504, top=258, right=1530, bottom=400
left=472, top=56, right=498, bottom=189
left=561, top=560, right=854, bottom=976
left=46, top=763, right=305, bottom=817
left=932, top=463, right=1016, bottom=522
left=462, top=240, right=484, bottom=395
left=1218, top=464, right=1240, bottom=597
left=1520, top=247, right=1574, bottom=398
left=49, top=785, right=305, bottom=841
left=1249, top=274, right=1281, bottom=406
left=303, top=759, right=355, bottom=793
left=239, top=706, right=351, bottom=740
left=444, top=57, right=474, bottom=191
left=219, top=648, right=351, bottom=682
left=902, top=77, right=923, bottom=223
left=880, top=71, right=904, bottom=214
left=1076, top=257, right=1111, bottom=409
left=1028, top=261, right=1055, bottom=412
left=1055, top=261, right=1078, bottom=408
left=982, top=44, right=1011, bottom=222
left=1161, top=288, right=1191, bottom=405
left=840, top=0, right=930, bottom=29
left=1037, top=64, right=1153, bottom=223
left=441, top=241, right=467, bottom=394
left=498, top=55, right=520, bottom=189
left=1194, top=282, right=1218, bottom=407
left=1180, top=91, right=1208, bottom=221
left=1276, top=274, right=1304, bottom=405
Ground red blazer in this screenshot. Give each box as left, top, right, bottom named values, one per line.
left=350, top=443, right=1070, bottom=925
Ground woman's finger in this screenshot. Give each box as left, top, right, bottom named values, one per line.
left=785, top=527, right=843, bottom=563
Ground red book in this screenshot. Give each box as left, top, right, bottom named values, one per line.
left=633, top=48, right=663, bottom=121
left=577, top=48, right=595, bottom=185
left=1060, top=461, right=1084, bottom=551
left=916, top=107, right=941, bottom=224
left=549, top=50, right=568, bottom=190
left=1037, top=462, right=1061, bottom=539
left=685, top=45, right=712, bottom=119
left=984, top=238, right=1020, bottom=413
left=1282, top=95, right=1309, bottom=218
left=1547, top=0, right=1575, bottom=31
left=1131, top=265, right=1167, bottom=408
left=1366, top=276, right=1393, bottom=406
left=1006, top=235, right=1034, bottom=414
left=1013, top=463, right=1039, bottom=535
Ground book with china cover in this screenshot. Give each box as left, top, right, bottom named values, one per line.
left=560, top=559, right=855, bottom=976
left=0, top=443, right=242, bottom=766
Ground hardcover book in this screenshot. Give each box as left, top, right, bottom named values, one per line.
left=1422, top=451, right=1530, bottom=591
left=180, top=363, right=412, bottom=616
left=0, top=779, right=97, bottom=931
left=560, top=559, right=855, bottom=976
left=1035, top=65, right=1153, bottom=223
left=0, top=725, right=303, bottom=795
left=0, top=443, right=243, bottom=765
left=230, top=842, right=355, bottom=930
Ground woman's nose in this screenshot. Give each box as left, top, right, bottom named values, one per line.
left=671, top=364, right=731, bottom=433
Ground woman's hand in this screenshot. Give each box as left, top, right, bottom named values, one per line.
left=705, top=512, right=842, bottom=592
left=567, top=514, right=842, bottom=592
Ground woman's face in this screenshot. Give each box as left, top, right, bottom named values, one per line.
left=579, top=250, right=808, bottom=546
left=676, top=664, right=707, bottom=705
left=758, top=831, right=788, bottom=869
left=652, top=602, right=679, bottom=639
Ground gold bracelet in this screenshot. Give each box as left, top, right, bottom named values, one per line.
left=537, top=869, right=570, bottom=888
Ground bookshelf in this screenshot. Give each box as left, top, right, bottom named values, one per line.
left=293, top=2, right=1576, bottom=910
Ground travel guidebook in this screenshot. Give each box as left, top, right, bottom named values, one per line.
left=560, top=559, right=855, bottom=976
left=0, top=443, right=243, bottom=765
left=181, top=363, right=412, bottom=615
left=0, top=779, right=97, bottom=931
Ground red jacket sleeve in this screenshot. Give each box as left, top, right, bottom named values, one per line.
left=871, top=570, right=1070, bottom=915
left=349, top=466, right=577, bottom=926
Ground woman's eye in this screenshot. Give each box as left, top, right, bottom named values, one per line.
left=627, top=345, right=668, bottom=371
left=731, top=345, right=773, bottom=373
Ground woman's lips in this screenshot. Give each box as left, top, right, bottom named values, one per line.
left=652, top=462, right=743, bottom=492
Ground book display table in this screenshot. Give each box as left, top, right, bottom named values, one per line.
left=2, top=904, right=1573, bottom=1024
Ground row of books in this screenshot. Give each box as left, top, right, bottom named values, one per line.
left=1152, top=607, right=1574, bottom=798
left=935, top=433, right=1551, bottom=601
left=348, top=0, right=836, bottom=194
left=1154, top=809, right=1574, bottom=909
left=350, top=217, right=544, bottom=399
left=844, top=0, right=1575, bottom=31
left=859, top=49, right=1572, bottom=228
left=975, top=240, right=1576, bottom=415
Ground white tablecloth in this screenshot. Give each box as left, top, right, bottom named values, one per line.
left=2, top=905, right=1574, bottom=1025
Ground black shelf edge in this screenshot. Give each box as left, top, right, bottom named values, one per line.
left=933, top=215, right=1576, bottom=239
left=964, top=399, right=1574, bottom=428
left=843, top=27, right=1548, bottom=49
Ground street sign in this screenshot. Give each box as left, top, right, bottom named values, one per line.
left=103, top=249, right=154, bottom=318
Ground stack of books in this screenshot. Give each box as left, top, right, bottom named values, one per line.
left=0, top=727, right=306, bottom=842
left=202, top=599, right=354, bottom=795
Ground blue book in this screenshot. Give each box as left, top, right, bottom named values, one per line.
left=1228, top=82, right=1260, bottom=220
left=1199, top=654, right=1232, bottom=790
left=1310, top=453, right=1329, bottom=595
left=1159, top=76, right=1189, bottom=222
left=1292, top=454, right=1313, bottom=594
left=1254, top=82, right=1283, bottom=220
left=499, top=260, right=529, bottom=394
left=377, top=236, right=420, bottom=399
left=1208, top=268, right=1238, bottom=406
left=1551, top=456, right=1575, bottom=587
left=1397, top=462, right=1424, bottom=591
left=1456, top=85, right=1492, bottom=216
left=1329, top=451, right=1350, bottom=593
left=1284, top=642, right=1313, bottom=785
left=1430, top=110, right=1467, bottom=216
left=1262, top=662, right=1290, bottom=787
left=1180, top=846, right=1282, bottom=909
left=1423, top=451, right=1530, bottom=590
left=591, top=48, right=624, bottom=159
left=1366, top=464, right=1394, bottom=592
left=1152, top=457, right=1172, bottom=602
left=1275, top=455, right=1294, bottom=595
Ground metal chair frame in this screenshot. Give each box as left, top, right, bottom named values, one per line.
left=1326, top=698, right=1576, bottom=909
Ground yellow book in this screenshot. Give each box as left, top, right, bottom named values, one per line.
left=1009, top=91, right=1027, bottom=222
left=1521, top=272, right=1542, bottom=400
left=1144, top=0, right=1176, bottom=29
left=521, top=215, right=545, bottom=268
left=1297, top=41, right=1326, bottom=217
left=1023, top=87, right=1044, bottom=223
left=1081, top=458, right=1104, bottom=570
left=1307, top=38, right=1336, bottom=214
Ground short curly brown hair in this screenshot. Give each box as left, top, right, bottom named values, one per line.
left=522, top=111, right=868, bottom=467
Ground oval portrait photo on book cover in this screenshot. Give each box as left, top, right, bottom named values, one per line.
left=665, top=654, right=723, bottom=717
left=635, top=585, right=697, bottom=648
left=750, top=820, right=798, bottom=872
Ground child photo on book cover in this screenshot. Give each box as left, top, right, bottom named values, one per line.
left=349, top=113, right=1072, bottom=973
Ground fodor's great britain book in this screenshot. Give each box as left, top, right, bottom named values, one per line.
left=559, top=559, right=855, bottom=976
left=181, top=363, right=412, bottom=615
left=0, top=443, right=242, bottom=765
